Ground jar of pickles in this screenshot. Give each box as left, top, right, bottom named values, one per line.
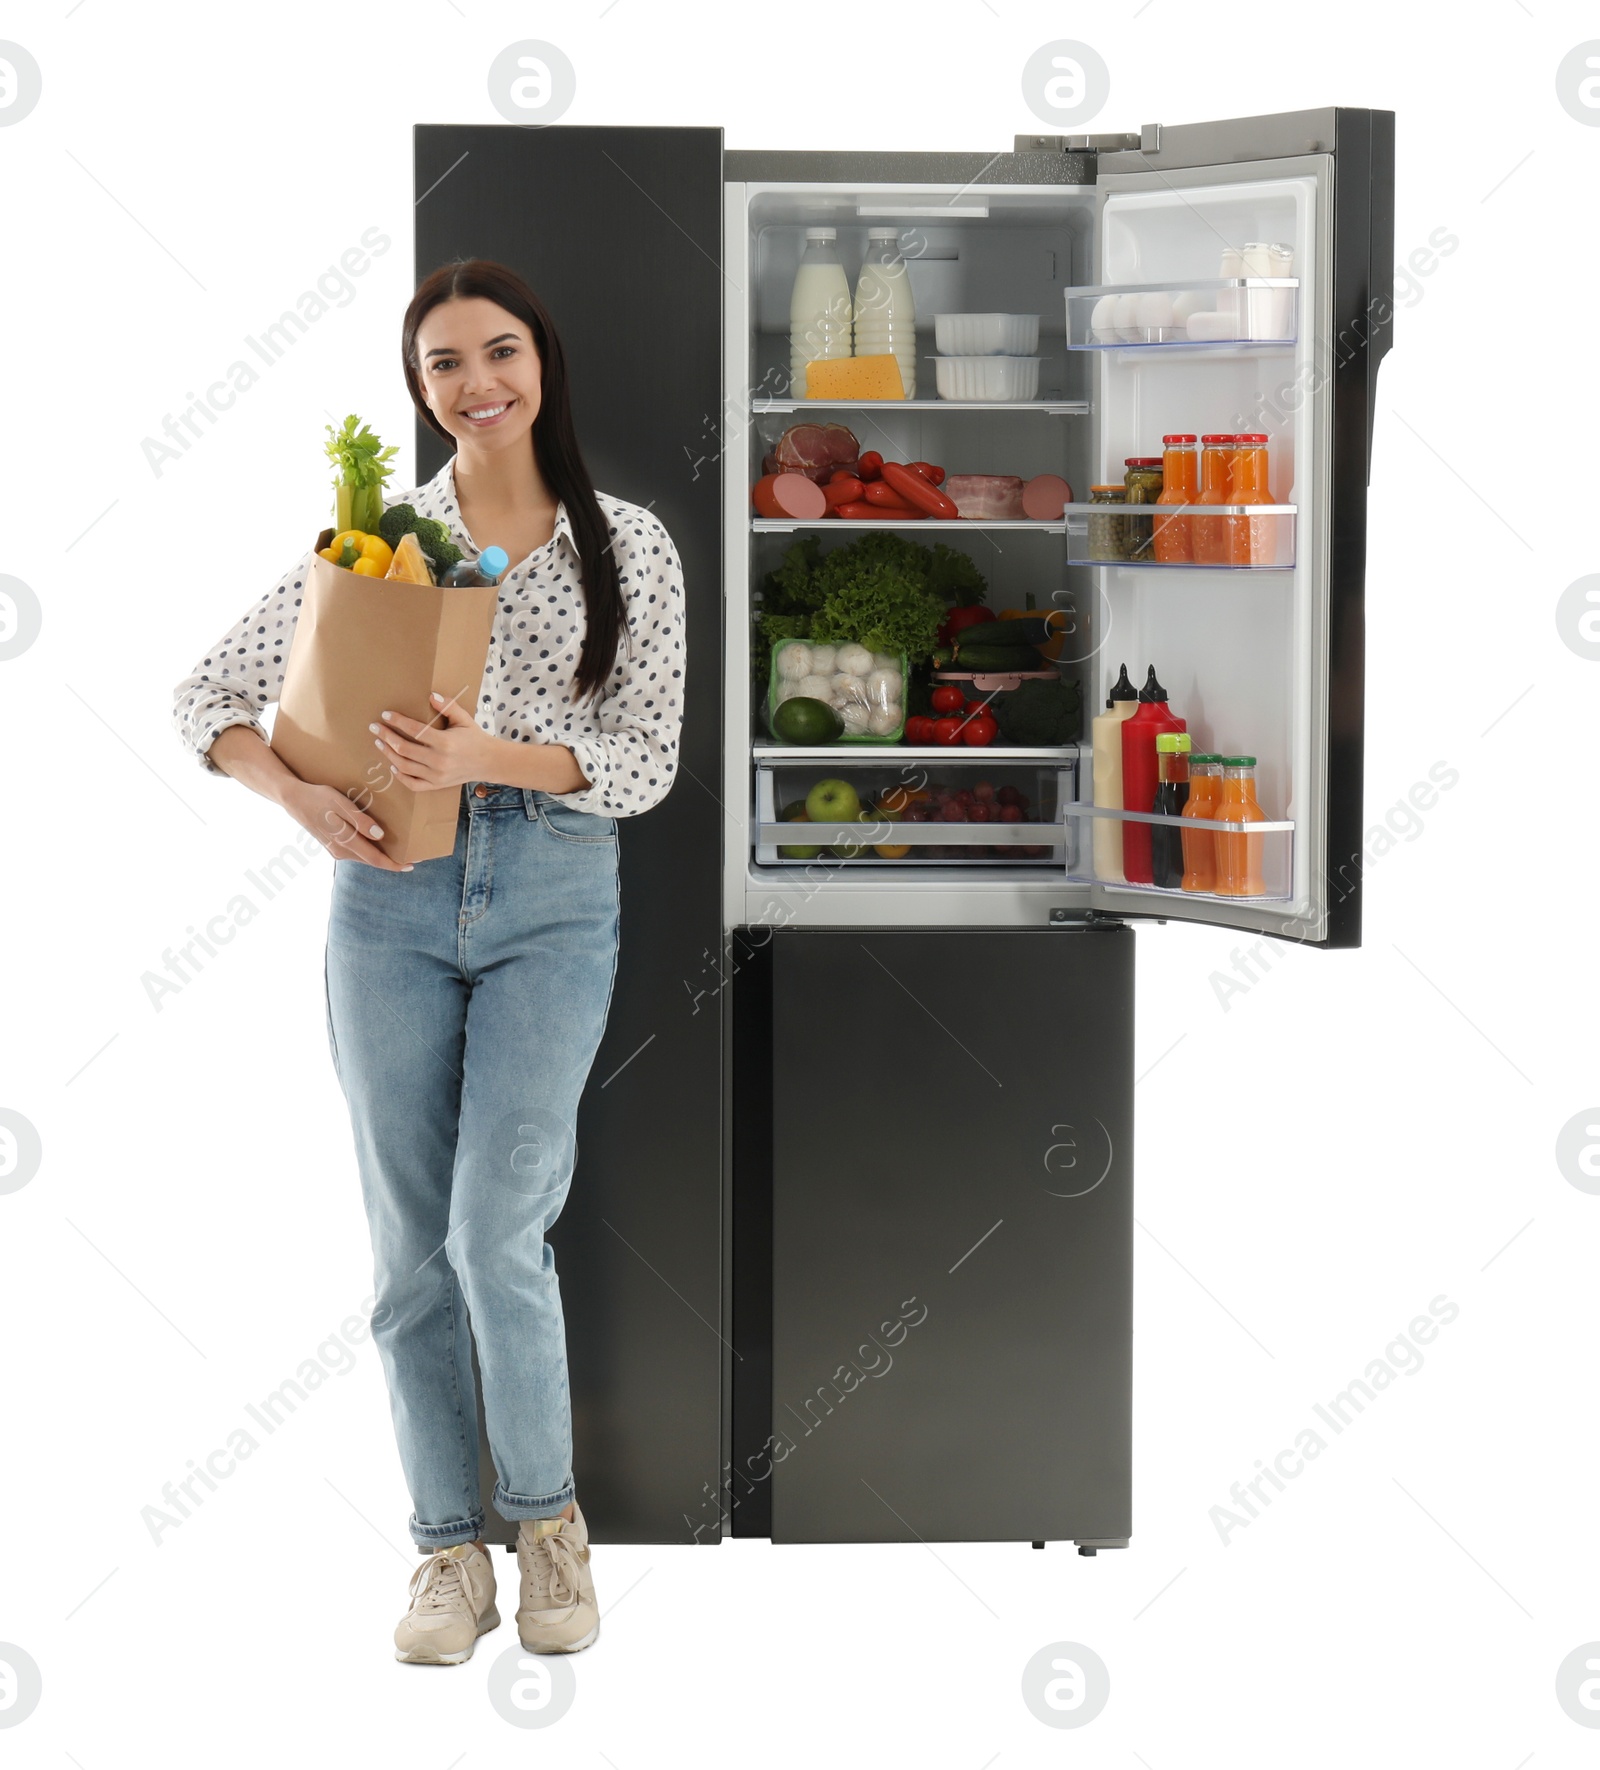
left=1087, top=484, right=1128, bottom=561
left=1122, top=456, right=1164, bottom=561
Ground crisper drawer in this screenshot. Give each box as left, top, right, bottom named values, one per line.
left=752, top=747, right=1078, bottom=869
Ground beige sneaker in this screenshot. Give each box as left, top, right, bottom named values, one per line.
left=394, top=1542, right=500, bottom=1665
left=515, top=1503, right=599, bottom=1653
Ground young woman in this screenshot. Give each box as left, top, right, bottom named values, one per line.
left=171, top=259, right=686, bottom=1663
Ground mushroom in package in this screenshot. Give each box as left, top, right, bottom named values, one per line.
left=769, top=638, right=905, bottom=742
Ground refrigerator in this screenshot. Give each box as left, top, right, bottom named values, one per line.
left=413, top=106, right=1393, bottom=1552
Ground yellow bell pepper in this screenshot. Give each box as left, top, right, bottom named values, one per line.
left=319, top=529, right=394, bottom=575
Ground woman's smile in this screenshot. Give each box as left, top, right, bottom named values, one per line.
left=459, top=397, right=515, bottom=427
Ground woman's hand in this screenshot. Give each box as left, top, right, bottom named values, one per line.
left=371, top=692, right=500, bottom=793
left=280, top=780, right=412, bottom=871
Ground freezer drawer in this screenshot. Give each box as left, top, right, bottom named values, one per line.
left=768, top=927, right=1133, bottom=1545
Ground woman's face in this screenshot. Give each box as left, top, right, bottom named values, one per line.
left=415, top=296, right=543, bottom=457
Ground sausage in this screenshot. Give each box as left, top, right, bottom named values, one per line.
left=752, top=472, right=827, bottom=520
left=862, top=480, right=919, bottom=512
left=1021, top=473, right=1073, bottom=521
left=833, top=499, right=924, bottom=520
left=823, top=475, right=865, bottom=508
left=880, top=459, right=961, bottom=519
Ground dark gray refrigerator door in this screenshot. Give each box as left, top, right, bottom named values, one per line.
left=413, top=124, right=725, bottom=1543
left=766, top=928, right=1134, bottom=1545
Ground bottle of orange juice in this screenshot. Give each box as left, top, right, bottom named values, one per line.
left=1213, top=756, right=1267, bottom=896
left=1153, top=433, right=1198, bottom=563
left=1226, top=433, right=1273, bottom=566
left=1193, top=434, right=1234, bottom=565
left=1181, top=754, right=1222, bottom=892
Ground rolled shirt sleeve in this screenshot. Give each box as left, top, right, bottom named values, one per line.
left=553, top=515, right=686, bottom=818
left=171, top=546, right=316, bottom=775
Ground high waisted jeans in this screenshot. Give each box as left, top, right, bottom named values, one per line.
left=324, top=782, right=620, bottom=1548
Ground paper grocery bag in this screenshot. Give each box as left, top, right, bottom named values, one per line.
left=271, top=530, right=499, bottom=865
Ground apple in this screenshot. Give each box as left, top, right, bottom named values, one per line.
left=968, top=803, right=993, bottom=823
left=997, top=784, right=1025, bottom=808
left=971, top=779, right=997, bottom=804
left=940, top=801, right=967, bottom=822
left=999, top=803, right=1024, bottom=823
left=777, top=807, right=823, bottom=860
left=805, top=777, right=861, bottom=824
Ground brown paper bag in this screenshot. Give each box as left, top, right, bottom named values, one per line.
left=270, top=530, right=499, bottom=864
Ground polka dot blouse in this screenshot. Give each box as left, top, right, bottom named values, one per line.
left=171, top=457, right=686, bottom=818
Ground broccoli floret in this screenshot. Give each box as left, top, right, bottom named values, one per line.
left=994, top=677, right=1082, bottom=747
left=378, top=503, right=419, bottom=548
left=412, top=517, right=463, bottom=572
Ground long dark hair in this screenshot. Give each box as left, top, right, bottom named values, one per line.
left=401, top=259, right=625, bottom=703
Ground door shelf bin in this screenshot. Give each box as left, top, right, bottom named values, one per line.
left=1065, top=503, right=1296, bottom=570
left=1063, top=278, right=1298, bottom=350
left=755, top=753, right=1077, bottom=867
left=1061, top=803, right=1295, bottom=902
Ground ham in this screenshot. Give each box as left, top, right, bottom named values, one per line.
left=772, top=422, right=860, bottom=485
left=944, top=474, right=1026, bottom=520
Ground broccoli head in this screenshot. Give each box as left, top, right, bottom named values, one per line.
left=994, top=677, right=1082, bottom=747
left=411, top=517, right=463, bottom=573
left=378, top=503, right=419, bottom=548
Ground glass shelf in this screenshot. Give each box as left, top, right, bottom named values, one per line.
left=753, top=517, right=1068, bottom=533
left=1064, top=502, right=1296, bottom=570
left=1063, top=277, right=1298, bottom=351
left=753, top=398, right=1090, bottom=416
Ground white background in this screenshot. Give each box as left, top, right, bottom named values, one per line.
left=1, top=1, right=1595, bottom=1762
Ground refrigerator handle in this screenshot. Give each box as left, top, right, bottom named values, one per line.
left=1351, top=109, right=1395, bottom=484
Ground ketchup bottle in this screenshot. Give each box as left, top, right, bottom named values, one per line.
left=1119, top=667, right=1186, bottom=884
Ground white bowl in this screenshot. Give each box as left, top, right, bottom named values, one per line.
left=933, top=312, right=1040, bottom=356
left=930, top=355, right=1042, bottom=401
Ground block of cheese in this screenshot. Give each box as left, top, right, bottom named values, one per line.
left=803, top=354, right=906, bottom=400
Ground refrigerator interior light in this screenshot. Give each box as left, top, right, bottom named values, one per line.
left=855, top=203, right=990, bottom=218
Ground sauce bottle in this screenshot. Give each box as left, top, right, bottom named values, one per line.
left=1119, top=667, right=1186, bottom=885
left=1181, top=755, right=1222, bottom=892
left=1213, top=755, right=1268, bottom=896
left=1091, top=663, right=1139, bottom=882
left=1226, top=433, right=1273, bottom=566
left=1151, top=732, right=1191, bottom=889
left=1153, top=433, right=1198, bottom=563
left=1194, top=434, right=1235, bottom=565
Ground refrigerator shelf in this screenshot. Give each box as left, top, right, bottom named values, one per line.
left=1064, top=277, right=1299, bottom=351
left=753, top=742, right=1080, bottom=762
left=1065, top=503, right=1296, bottom=570
left=753, top=518, right=1068, bottom=533
left=1061, top=803, right=1294, bottom=834
left=753, top=398, right=1091, bottom=416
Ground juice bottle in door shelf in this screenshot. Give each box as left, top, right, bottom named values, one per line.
left=852, top=228, right=917, bottom=400
left=1194, top=435, right=1235, bottom=565
left=1153, top=434, right=1198, bottom=563
left=789, top=229, right=853, bottom=400
left=1091, top=662, right=1139, bottom=882
left=1119, top=667, right=1186, bottom=886
left=1150, top=732, right=1192, bottom=890
left=1180, top=755, right=1223, bottom=892
left=1226, top=433, right=1274, bottom=567
left=1213, top=756, right=1268, bottom=897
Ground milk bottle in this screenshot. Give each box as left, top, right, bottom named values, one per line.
left=852, top=227, right=917, bottom=399
left=789, top=229, right=853, bottom=399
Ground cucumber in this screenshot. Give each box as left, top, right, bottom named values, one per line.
left=958, top=617, right=1050, bottom=647
left=952, top=643, right=1050, bottom=672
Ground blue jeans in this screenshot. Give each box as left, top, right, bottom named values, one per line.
left=324, top=782, right=620, bottom=1547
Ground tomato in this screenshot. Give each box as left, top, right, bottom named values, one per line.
left=903, top=715, right=934, bottom=744
left=856, top=450, right=884, bottom=480
left=962, top=711, right=999, bottom=747
left=965, top=698, right=989, bottom=718
left=933, top=716, right=965, bottom=747
left=908, top=461, right=946, bottom=485
left=930, top=685, right=965, bottom=714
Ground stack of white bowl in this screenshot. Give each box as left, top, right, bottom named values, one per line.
left=929, top=314, right=1041, bottom=401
